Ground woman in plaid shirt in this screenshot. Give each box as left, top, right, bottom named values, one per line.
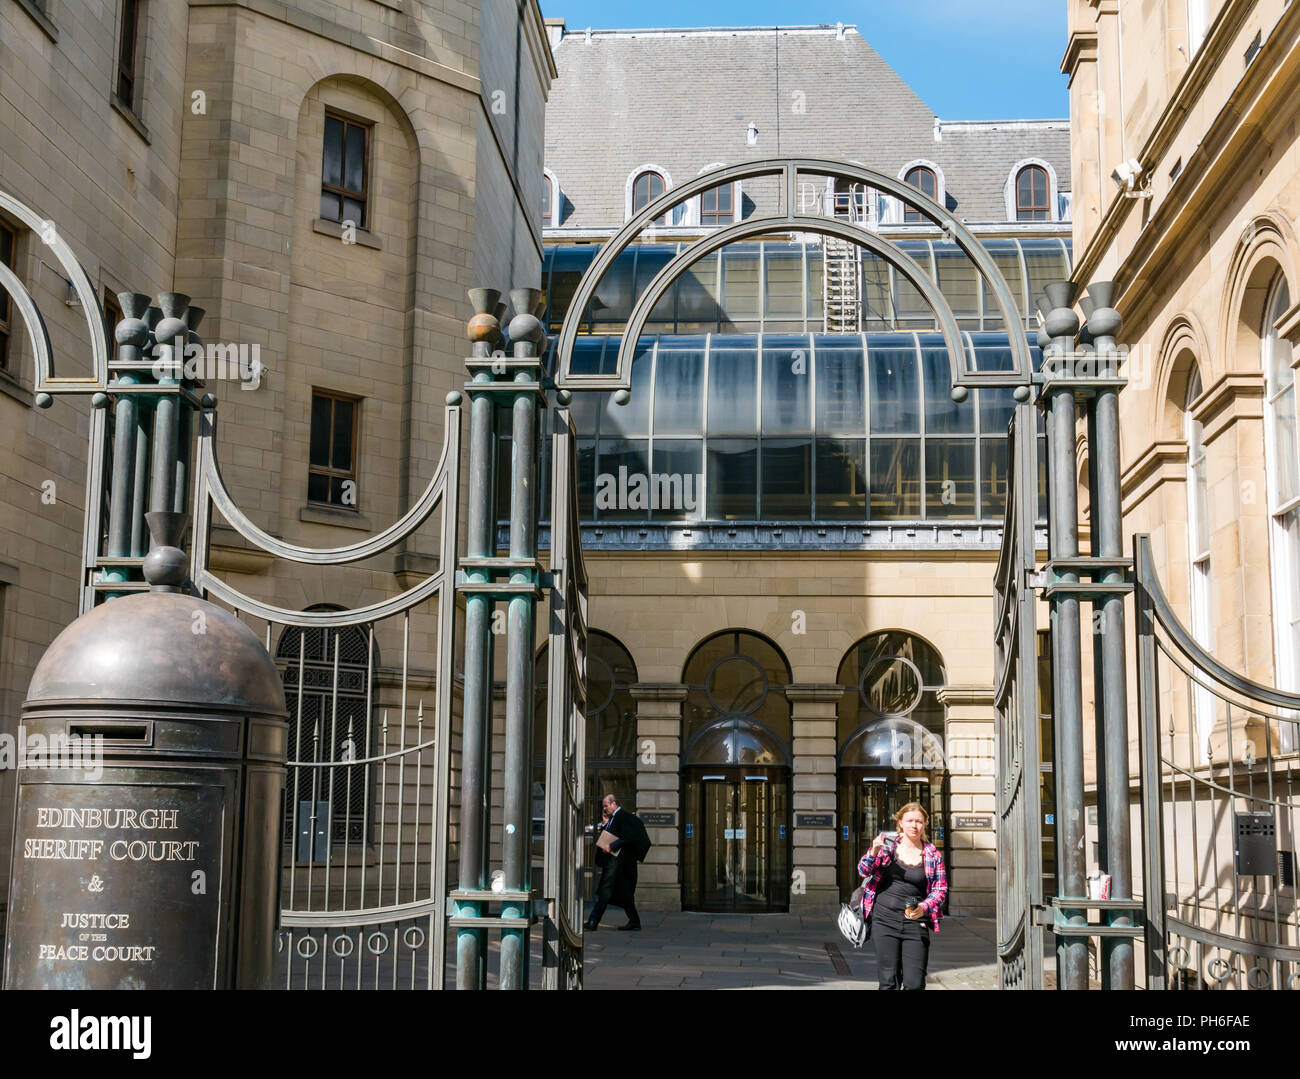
left=857, top=802, right=947, bottom=989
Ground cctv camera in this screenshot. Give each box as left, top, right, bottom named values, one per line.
left=1111, top=158, right=1144, bottom=191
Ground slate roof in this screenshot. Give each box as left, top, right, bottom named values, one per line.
left=543, top=24, right=1070, bottom=229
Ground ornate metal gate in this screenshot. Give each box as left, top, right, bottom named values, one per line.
left=992, top=405, right=1045, bottom=988
left=1134, top=535, right=1300, bottom=990
left=541, top=400, right=588, bottom=989
left=0, top=183, right=591, bottom=988
left=189, top=397, right=461, bottom=989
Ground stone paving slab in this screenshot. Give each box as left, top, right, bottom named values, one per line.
left=581, top=910, right=999, bottom=990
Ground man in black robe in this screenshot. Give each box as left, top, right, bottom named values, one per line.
left=584, top=794, right=650, bottom=931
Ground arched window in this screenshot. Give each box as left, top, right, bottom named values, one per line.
left=903, top=166, right=937, bottom=223
left=834, top=632, right=948, bottom=899
left=836, top=631, right=946, bottom=757
left=276, top=619, right=377, bottom=856
left=632, top=170, right=667, bottom=225
left=533, top=631, right=639, bottom=856
left=682, top=630, right=792, bottom=755
left=700, top=183, right=734, bottom=226
left=1263, top=277, right=1300, bottom=734
left=542, top=174, right=553, bottom=225
left=1016, top=165, right=1051, bottom=221
left=1184, top=364, right=1215, bottom=758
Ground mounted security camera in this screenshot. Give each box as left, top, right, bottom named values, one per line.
left=1111, top=158, right=1152, bottom=197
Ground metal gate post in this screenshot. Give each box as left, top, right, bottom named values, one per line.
left=455, top=288, right=504, bottom=989
left=499, top=289, right=546, bottom=989
left=1042, top=281, right=1090, bottom=989
left=1084, top=286, right=1135, bottom=989
left=1133, top=537, right=1168, bottom=989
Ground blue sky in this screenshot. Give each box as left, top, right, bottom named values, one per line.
left=540, top=1, right=1069, bottom=121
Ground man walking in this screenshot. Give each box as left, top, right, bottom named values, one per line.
left=584, top=794, right=650, bottom=931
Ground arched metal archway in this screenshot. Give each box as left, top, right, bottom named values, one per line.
left=552, top=157, right=1036, bottom=396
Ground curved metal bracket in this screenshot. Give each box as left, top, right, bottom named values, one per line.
left=194, top=399, right=461, bottom=565
left=607, top=215, right=966, bottom=394
left=1135, top=533, right=1300, bottom=710
left=0, top=188, right=109, bottom=392
left=554, top=157, right=1033, bottom=392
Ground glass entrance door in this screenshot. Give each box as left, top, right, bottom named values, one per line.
left=684, top=768, right=790, bottom=912
left=837, top=770, right=948, bottom=899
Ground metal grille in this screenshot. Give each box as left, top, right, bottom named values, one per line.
left=1135, top=535, right=1300, bottom=990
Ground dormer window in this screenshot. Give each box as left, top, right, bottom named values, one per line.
left=633, top=170, right=667, bottom=225
left=1015, top=165, right=1051, bottom=221
left=903, top=166, right=937, bottom=223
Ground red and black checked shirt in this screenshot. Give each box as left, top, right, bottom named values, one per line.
left=856, top=839, right=948, bottom=932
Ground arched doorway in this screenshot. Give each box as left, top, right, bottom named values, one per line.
left=681, top=631, right=792, bottom=912
left=835, top=631, right=950, bottom=901
left=275, top=615, right=378, bottom=860
left=533, top=630, right=639, bottom=895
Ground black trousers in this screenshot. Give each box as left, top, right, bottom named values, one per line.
left=872, top=911, right=930, bottom=990
left=588, top=863, right=639, bottom=926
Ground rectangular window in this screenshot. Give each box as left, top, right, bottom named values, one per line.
left=700, top=183, right=734, bottom=226
left=116, top=0, right=141, bottom=111
left=308, top=390, right=360, bottom=510
left=103, top=289, right=123, bottom=357
left=0, top=223, right=14, bottom=371
left=320, top=111, right=371, bottom=228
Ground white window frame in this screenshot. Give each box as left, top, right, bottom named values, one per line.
left=625, top=164, right=675, bottom=226
left=897, top=159, right=946, bottom=224
left=542, top=167, right=561, bottom=229
left=1262, top=275, right=1300, bottom=752
left=689, top=163, right=742, bottom=228
left=1004, top=158, right=1061, bottom=223
left=1184, top=366, right=1215, bottom=762
left=1188, top=0, right=1210, bottom=56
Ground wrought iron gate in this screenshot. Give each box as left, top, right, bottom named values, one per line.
left=993, top=405, right=1045, bottom=989
left=1134, top=535, right=1300, bottom=990
left=189, top=398, right=462, bottom=989
left=0, top=180, right=590, bottom=989
left=541, top=400, right=588, bottom=989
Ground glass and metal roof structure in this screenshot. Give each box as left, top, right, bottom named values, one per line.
left=520, top=235, right=1066, bottom=550
left=542, top=237, right=1072, bottom=337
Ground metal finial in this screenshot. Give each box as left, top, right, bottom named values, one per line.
left=142, top=510, right=188, bottom=592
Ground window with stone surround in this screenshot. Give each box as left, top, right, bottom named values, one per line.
left=308, top=390, right=361, bottom=511
left=320, top=110, right=371, bottom=229
left=1263, top=275, right=1300, bottom=752
left=1184, top=363, right=1215, bottom=760
left=115, top=0, right=142, bottom=112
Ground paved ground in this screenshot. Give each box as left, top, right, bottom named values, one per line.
left=582, top=909, right=999, bottom=990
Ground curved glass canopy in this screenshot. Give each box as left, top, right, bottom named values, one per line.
left=684, top=717, right=792, bottom=767
left=840, top=717, right=947, bottom=769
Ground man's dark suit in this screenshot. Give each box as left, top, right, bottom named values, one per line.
left=586, top=807, right=651, bottom=929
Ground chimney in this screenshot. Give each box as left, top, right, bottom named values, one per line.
left=543, top=17, right=565, bottom=50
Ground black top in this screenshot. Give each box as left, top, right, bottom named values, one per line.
left=875, top=853, right=927, bottom=914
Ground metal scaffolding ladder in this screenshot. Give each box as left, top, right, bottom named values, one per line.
left=823, top=234, right=861, bottom=333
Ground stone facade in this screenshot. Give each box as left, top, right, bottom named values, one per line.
left=1066, top=0, right=1300, bottom=928
left=0, top=0, right=552, bottom=909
